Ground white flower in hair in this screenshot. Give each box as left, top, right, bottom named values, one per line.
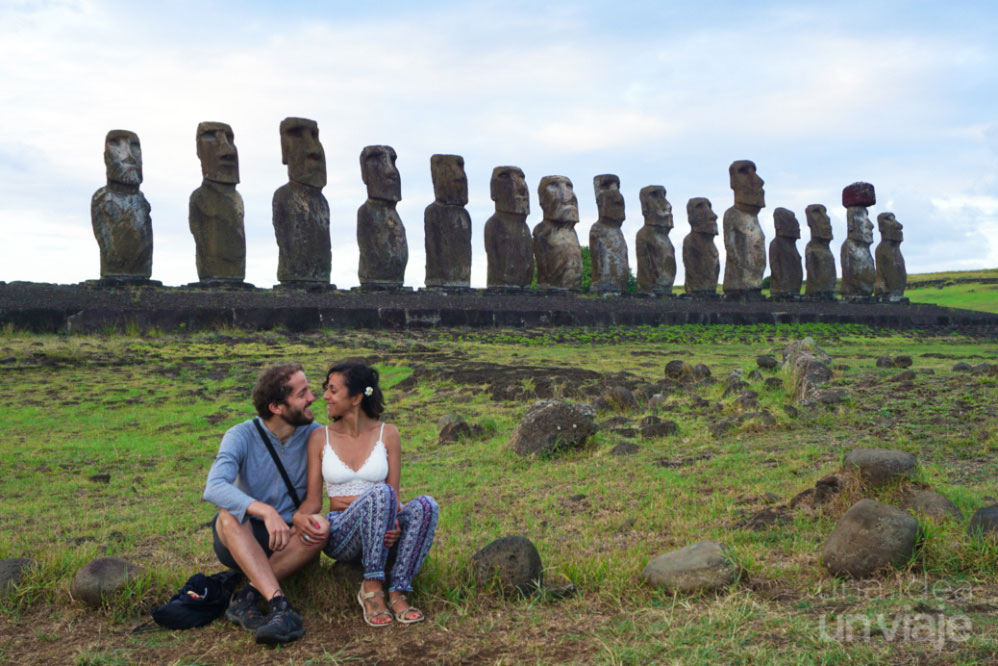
left=364, top=386, right=374, bottom=397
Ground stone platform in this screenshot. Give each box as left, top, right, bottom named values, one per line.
left=1, top=282, right=996, bottom=334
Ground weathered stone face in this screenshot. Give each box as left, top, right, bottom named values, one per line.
left=430, top=154, right=467, bottom=206
left=538, top=176, right=579, bottom=225
left=842, top=181, right=876, bottom=207
left=197, top=121, right=239, bottom=184
left=687, top=197, right=718, bottom=235
left=491, top=166, right=530, bottom=215
left=361, top=145, right=401, bottom=203
left=847, top=207, right=874, bottom=245
left=805, top=204, right=833, bottom=241
left=774, top=208, right=800, bottom=239
left=640, top=185, right=673, bottom=230
left=280, top=117, right=326, bottom=189
left=104, top=130, right=142, bottom=186
left=878, top=212, right=903, bottom=242
left=594, top=174, right=625, bottom=227
left=729, top=160, right=765, bottom=213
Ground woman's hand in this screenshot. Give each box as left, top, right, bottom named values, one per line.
left=292, top=512, right=329, bottom=547
left=384, top=520, right=401, bottom=547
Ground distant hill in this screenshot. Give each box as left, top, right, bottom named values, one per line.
left=905, top=268, right=998, bottom=313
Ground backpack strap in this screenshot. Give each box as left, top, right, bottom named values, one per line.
left=253, top=418, right=302, bottom=509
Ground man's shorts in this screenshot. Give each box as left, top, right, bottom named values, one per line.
left=211, top=512, right=279, bottom=571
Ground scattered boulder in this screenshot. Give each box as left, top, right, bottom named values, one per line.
left=843, top=448, right=918, bottom=488
left=782, top=404, right=799, bottom=418
left=875, top=357, right=893, bottom=368
left=888, top=370, right=916, bottom=383
left=812, top=388, right=848, bottom=404
left=900, top=490, right=963, bottom=522
left=640, top=420, right=678, bottom=439
left=665, top=360, right=696, bottom=383
left=71, top=557, right=144, bottom=608
left=894, top=355, right=913, bottom=368
left=756, top=355, right=778, bottom=370
left=741, top=506, right=792, bottom=530
left=788, top=351, right=834, bottom=404
left=600, top=416, right=631, bottom=428
left=89, top=473, right=111, bottom=484
left=601, top=386, right=639, bottom=412
left=822, top=499, right=919, bottom=578
left=722, top=380, right=750, bottom=398
left=693, top=363, right=712, bottom=380
left=747, top=369, right=763, bottom=382
left=742, top=410, right=777, bottom=428
left=0, top=558, right=32, bottom=598
left=967, top=506, right=998, bottom=538
left=782, top=337, right=831, bottom=365
left=952, top=362, right=972, bottom=373
left=508, top=400, right=597, bottom=457
left=733, top=390, right=758, bottom=410
left=647, top=393, right=669, bottom=411
left=471, top=536, right=543, bottom=594
left=790, top=474, right=842, bottom=510
left=709, top=418, right=736, bottom=438
left=639, top=415, right=660, bottom=426
left=971, top=362, right=997, bottom=377
left=439, top=418, right=472, bottom=444
left=641, top=540, right=741, bottom=593
left=610, top=441, right=640, bottom=456
left=764, top=377, right=783, bottom=390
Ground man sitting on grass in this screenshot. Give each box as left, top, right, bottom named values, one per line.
left=203, top=363, right=329, bottom=645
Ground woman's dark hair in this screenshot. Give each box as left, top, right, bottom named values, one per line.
left=325, top=362, right=384, bottom=419
left=252, top=362, right=304, bottom=419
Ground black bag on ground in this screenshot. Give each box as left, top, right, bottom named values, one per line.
left=151, top=570, right=242, bottom=629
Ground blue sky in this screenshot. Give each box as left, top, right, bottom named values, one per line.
left=1, top=0, right=996, bottom=287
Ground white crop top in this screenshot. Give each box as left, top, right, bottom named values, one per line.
left=322, top=423, right=389, bottom=498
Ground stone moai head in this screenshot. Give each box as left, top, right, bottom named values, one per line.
left=280, top=117, right=326, bottom=189
left=640, top=185, right=673, bottom=230
left=729, top=160, right=765, bottom=213
left=687, top=197, right=718, bottom=235
left=846, top=208, right=874, bottom=245
left=491, top=166, right=530, bottom=215
left=774, top=207, right=801, bottom=239
left=805, top=204, right=833, bottom=241
left=594, top=174, right=625, bottom=226
left=104, top=129, right=142, bottom=186
left=430, top=154, right=467, bottom=206
left=197, top=121, right=239, bottom=185
left=538, top=175, right=579, bottom=225
left=361, top=145, right=401, bottom=202
left=878, top=212, right=903, bottom=243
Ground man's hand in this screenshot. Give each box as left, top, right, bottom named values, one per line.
left=293, top=512, right=329, bottom=547
left=384, top=520, right=401, bottom=547
left=263, top=507, right=291, bottom=552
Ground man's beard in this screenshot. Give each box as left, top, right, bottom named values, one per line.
left=281, top=404, right=314, bottom=427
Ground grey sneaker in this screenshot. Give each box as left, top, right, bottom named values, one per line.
left=225, top=585, right=267, bottom=632
left=255, top=595, right=305, bottom=645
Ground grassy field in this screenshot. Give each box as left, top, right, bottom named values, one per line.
left=1, top=323, right=997, bottom=665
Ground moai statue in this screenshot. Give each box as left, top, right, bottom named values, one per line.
left=424, top=154, right=471, bottom=289
left=272, top=117, right=331, bottom=287
left=635, top=185, right=676, bottom=296
left=722, top=160, right=767, bottom=300
left=90, top=130, right=154, bottom=284
left=682, top=197, right=720, bottom=297
left=768, top=207, right=803, bottom=300
left=533, top=176, right=582, bottom=290
left=589, top=174, right=629, bottom=294
left=875, top=212, right=907, bottom=302
left=804, top=204, right=836, bottom=300
left=189, top=122, right=247, bottom=286
left=484, top=166, right=533, bottom=288
left=358, top=145, right=408, bottom=289
left=840, top=182, right=876, bottom=300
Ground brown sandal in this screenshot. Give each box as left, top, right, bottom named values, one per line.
left=390, top=595, right=425, bottom=624
left=357, top=584, right=393, bottom=627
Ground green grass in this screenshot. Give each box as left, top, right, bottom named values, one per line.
left=0, top=325, right=996, bottom=663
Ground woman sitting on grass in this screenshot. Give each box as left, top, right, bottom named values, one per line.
left=295, top=362, right=439, bottom=626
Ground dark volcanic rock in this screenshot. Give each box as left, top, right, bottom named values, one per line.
left=471, top=536, right=543, bottom=594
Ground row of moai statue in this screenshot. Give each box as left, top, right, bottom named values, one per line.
left=90, top=120, right=906, bottom=301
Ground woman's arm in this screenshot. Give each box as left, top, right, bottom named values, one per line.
left=383, top=423, right=402, bottom=500
left=291, top=428, right=329, bottom=545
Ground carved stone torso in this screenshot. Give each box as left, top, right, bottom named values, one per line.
left=875, top=240, right=906, bottom=298
left=189, top=181, right=245, bottom=281
left=533, top=220, right=582, bottom=290
left=272, top=181, right=331, bottom=283
left=804, top=240, right=836, bottom=296
left=91, top=185, right=153, bottom=278
left=484, top=212, right=533, bottom=287
left=840, top=239, right=876, bottom=297
left=424, top=202, right=471, bottom=287
left=635, top=226, right=676, bottom=293
left=722, top=207, right=766, bottom=293
left=683, top=232, right=719, bottom=294
left=589, top=222, right=629, bottom=291
left=768, top=236, right=802, bottom=297
left=358, top=199, right=408, bottom=286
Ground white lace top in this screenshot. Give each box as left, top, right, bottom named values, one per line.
left=322, top=423, right=389, bottom=498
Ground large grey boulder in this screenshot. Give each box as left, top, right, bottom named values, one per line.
left=471, top=536, right=543, bottom=594
left=0, top=558, right=32, bottom=598
left=71, top=557, right=143, bottom=607
left=782, top=337, right=831, bottom=365
left=967, top=506, right=998, bottom=538
left=642, top=540, right=740, bottom=593
left=823, top=499, right=919, bottom=578
left=508, top=400, right=596, bottom=457
left=900, top=490, right=963, bottom=521
left=843, top=448, right=918, bottom=488
left=789, top=352, right=834, bottom=404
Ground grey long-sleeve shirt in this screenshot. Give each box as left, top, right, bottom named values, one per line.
left=203, top=417, right=322, bottom=523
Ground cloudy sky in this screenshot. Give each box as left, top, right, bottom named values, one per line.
left=2, top=0, right=996, bottom=288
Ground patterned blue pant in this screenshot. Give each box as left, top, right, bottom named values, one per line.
left=324, top=483, right=439, bottom=592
